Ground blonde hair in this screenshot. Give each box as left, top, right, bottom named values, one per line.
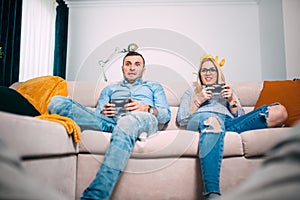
left=194, top=57, right=226, bottom=94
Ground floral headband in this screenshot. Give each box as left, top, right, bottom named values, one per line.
left=200, top=54, right=225, bottom=67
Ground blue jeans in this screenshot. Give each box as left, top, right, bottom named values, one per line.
left=48, top=96, right=158, bottom=199
left=186, top=105, right=269, bottom=196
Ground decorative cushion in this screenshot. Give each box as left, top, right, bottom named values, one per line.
left=0, top=86, right=40, bottom=116
left=254, top=80, right=300, bottom=127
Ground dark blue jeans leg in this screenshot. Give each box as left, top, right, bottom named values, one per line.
left=187, top=112, right=225, bottom=196
left=225, top=105, right=269, bottom=133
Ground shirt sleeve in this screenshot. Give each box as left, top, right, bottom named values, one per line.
left=231, top=90, right=245, bottom=117
left=176, top=87, right=193, bottom=127
left=95, top=86, right=111, bottom=115
left=152, top=83, right=171, bottom=125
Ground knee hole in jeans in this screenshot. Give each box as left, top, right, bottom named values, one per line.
left=203, top=117, right=222, bottom=133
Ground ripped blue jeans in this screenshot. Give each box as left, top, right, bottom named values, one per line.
left=48, top=96, right=158, bottom=200
left=186, top=105, right=270, bottom=196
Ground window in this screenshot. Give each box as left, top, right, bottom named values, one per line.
left=19, top=0, right=56, bottom=81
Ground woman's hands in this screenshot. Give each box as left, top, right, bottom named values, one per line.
left=194, top=84, right=235, bottom=107
left=221, top=84, right=239, bottom=111
left=220, top=84, right=234, bottom=102
left=193, top=87, right=213, bottom=107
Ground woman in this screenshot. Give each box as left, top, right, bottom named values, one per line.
left=176, top=54, right=288, bottom=199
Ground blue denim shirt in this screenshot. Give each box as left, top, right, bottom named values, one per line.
left=96, top=78, right=171, bottom=125
left=176, top=86, right=245, bottom=127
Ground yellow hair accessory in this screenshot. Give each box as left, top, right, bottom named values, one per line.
left=200, top=54, right=225, bottom=67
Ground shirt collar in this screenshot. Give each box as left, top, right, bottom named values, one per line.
left=121, top=78, right=144, bottom=86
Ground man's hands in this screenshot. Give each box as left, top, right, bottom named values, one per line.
left=124, top=99, right=149, bottom=112
left=101, top=98, right=149, bottom=117
left=101, top=102, right=117, bottom=117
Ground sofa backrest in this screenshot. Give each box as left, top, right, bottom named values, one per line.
left=67, top=81, right=263, bottom=130
left=10, top=81, right=263, bottom=131
left=11, top=80, right=262, bottom=109
left=67, top=81, right=109, bottom=108
left=230, top=82, right=263, bottom=107
left=67, top=81, right=263, bottom=108
left=11, top=80, right=263, bottom=112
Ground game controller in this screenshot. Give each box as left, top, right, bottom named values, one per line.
left=110, top=98, right=130, bottom=114
left=206, top=83, right=225, bottom=93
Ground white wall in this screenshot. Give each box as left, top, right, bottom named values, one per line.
left=258, top=0, right=286, bottom=80
left=64, top=0, right=289, bottom=84
left=282, top=0, right=300, bottom=80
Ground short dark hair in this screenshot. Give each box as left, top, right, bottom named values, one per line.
left=122, top=51, right=145, bottom=67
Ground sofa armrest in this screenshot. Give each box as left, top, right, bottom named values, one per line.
left=0, top=111, right=78, bottom=158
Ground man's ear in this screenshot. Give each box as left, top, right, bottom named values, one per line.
left=142, top=67, right=146, bottom=74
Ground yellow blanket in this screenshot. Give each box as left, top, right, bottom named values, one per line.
left=16, top=75, right=68, bottom=114
left=36, top=114, right=81, bottom=142
left=16, top=75, right=81, bottom=142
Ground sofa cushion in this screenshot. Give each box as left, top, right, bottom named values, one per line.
left=223, top=132, right=244, bottom=157
left=230, top=82, right=263, bottom=107
left=79, top=130, right=244, bottom=158
left=240, top=127, right=293, bottom=158
left=160, top=82, right=185, bottom=106
left=79, top=130, right=199, bottom=158
left=164, top=106, right=180, bottom=130
left=254, top=80, right=300, bottom=126
left=0, top=111, right=78, bottom=158
left=67, top=81, right=110, bottom=108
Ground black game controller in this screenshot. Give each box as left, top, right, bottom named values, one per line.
left=206, top=83, right=225, bottom=94
left=110, top=98, right=130, bottom=114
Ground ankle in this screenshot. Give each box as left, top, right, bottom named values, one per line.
left=205, top=192, right=221, bottom=200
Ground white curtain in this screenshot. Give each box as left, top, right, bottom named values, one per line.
left=19, top=0, right=57, bottom=82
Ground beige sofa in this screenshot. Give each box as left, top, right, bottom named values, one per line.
left=0, top=81, right=292, bottom=200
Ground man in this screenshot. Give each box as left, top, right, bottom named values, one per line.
left=48, top=51, right=171, bottom=199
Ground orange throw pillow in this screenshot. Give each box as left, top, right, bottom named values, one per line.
left=254, top=80, right=300, bottom=127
